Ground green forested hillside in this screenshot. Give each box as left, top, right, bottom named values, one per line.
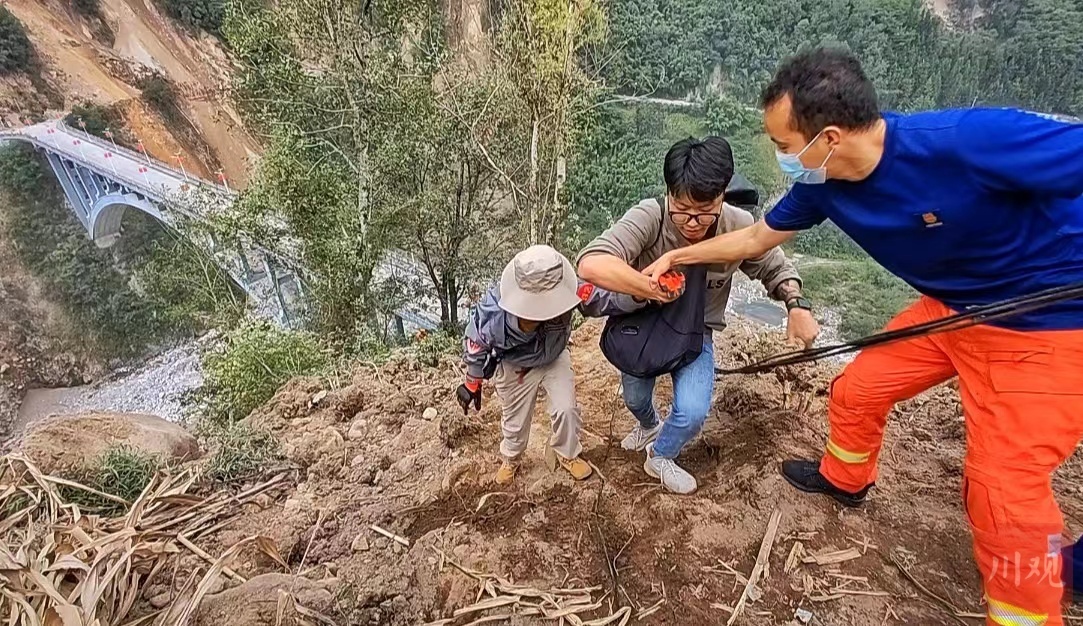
left=214, top=0, right=1079, bottom=345
left=598, top=0, right=1082, bottom=113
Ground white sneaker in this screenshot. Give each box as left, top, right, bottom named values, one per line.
left=644, top=445, right=697, bottom=494
left=621, top=423, right=661, bottom=451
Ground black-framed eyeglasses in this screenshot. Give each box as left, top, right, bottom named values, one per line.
left=669, top=211, right=719, bottom=226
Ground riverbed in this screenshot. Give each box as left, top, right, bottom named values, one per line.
left=14, top=342, right=203, bottom=433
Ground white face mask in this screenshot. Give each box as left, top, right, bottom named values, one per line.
left=775, top=130, right=834, bottom=184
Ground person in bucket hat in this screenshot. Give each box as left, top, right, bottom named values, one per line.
left=456, top=245, right=643, bottom=484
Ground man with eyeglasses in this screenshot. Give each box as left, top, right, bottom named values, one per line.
left=576, top=136, right=819, bottom=493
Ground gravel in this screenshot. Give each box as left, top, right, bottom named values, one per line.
left=15, top=341, right=204, bottom=431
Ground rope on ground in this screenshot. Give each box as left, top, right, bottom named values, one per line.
left=717, top=282, right=1083, bottom=376
left=889, top=552, right=976, bottom=625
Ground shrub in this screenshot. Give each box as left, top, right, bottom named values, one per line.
left=94, top=446, right=161, bottom=502
left=57, top=446, right=162, bottom=514
left=64, top=102, right=122, bottom=140
left=412, top=328, right=460, bottom=367
left=156, top=0, right=224, bottom=35
left=0, top=143, right=44, bottom=199
left=202, top=320, right=329, bottom=422
left=0, top=7, right=32, bottom=74
left=204, top=421, right=278, bottom=483
left=72, top=0, right=102, bottom=18
left=140, top=75, right=183, bottom=125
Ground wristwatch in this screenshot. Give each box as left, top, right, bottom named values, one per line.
left=785, top=296, right=812, bottom=312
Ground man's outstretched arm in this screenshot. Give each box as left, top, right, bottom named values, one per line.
left=642, top=221, right=797, bottom=280
left=578, top=253, right=669, bottom=301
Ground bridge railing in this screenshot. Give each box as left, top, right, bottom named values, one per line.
left=52, top=120, right=235, bottom=198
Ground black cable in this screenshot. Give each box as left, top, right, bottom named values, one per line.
left=716, top=281, right=1083, bottom=376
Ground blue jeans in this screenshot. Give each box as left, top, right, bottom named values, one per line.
left=621, top=341, right=715, bottom=459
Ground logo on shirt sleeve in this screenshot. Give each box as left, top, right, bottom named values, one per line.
left=920, top=211, right=944, bottom=228
left=577, top=283, right=595, bottom=302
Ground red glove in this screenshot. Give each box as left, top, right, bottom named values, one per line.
left=456, top=377, right=482, bottom=415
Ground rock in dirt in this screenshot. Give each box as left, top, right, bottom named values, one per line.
left=422, top=407, right=438, bottom=420
left=347, top=420, right=366, bottom=441
left=352, top=534, right=371, bottom=552
left=19, top=412, right=200, bottom=474
left=148, top=591, right=172, bottom=609
left=193, top=574, right=337, bottom=626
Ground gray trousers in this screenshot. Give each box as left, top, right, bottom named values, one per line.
left=493, top=349, right=583, bottom=460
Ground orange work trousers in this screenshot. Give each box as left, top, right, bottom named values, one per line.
left=820, top=296, right=1083, bottom=626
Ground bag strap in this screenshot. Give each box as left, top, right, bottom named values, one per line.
left=652, top=197, right=665, bottom=249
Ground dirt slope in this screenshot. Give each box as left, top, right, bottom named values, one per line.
left=2, top=0, right=258, bottom=186
left=180, top=319, right=1083, bottom=625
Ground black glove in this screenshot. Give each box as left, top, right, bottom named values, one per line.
left=456, top=381, right=482, bottom=415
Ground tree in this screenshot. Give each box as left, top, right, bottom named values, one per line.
left=0, top=7, right=32, bottom=74
left=563, top=103, right=660, bottom=252
left=983, top=0, right=1083, bottom=114
left=482, top=0, right=607, bottom=246
left=704, top=93, right=787, bottom=203
left=599, top=0, right=718, bottom=97
left=372, top=73, right=514, bottom=327
left=156, top=0, right=225, bottom=35
left=225, top=0, right=509, bottom=339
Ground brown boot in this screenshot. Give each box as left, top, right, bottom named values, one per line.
left=495, top=457, right=520, bottom=485
left=558, top=455, right=593, bottom=481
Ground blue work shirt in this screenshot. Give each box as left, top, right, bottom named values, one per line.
left=765, top=108, right=1083, bottom=331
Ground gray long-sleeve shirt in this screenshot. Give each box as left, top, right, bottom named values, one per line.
left=463, top=282, right=644, bottom=379
left=576, top=198, right=801, bottom=332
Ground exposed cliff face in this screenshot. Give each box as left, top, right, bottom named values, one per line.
left=1, top=0, right=259, bottom=186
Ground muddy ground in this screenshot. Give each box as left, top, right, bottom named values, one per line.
left=161, top=318, right=1083, bottom=625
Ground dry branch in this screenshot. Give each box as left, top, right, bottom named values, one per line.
left=727, top=509, right=783, bottom=626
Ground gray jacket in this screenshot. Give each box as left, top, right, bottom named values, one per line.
left=576, top=198, right=801, bottom=332
left=463, top=283, right=643, bottom=379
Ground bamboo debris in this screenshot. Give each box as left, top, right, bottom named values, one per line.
left=429, top=548, right=634, bottom=626
left=726, top=509, right=783, bottom=626
left=0, top=454, right=299, bottom=626
left=802, top=548, right=862, bottom=566
left=370, top=524, right=410, bottom=547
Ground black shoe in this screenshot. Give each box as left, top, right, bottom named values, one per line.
left=781, top=459, right=873, bottom=508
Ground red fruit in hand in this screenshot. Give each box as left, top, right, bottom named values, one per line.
left=657, top=270, right=686, bottom=294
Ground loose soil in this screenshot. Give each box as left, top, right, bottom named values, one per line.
left=179, top=318, right=1083, bottom=625
left=3, top=0, right=259, bottom=186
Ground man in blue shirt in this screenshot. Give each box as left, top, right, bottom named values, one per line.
left=644, top=48, right=1083, bottom=625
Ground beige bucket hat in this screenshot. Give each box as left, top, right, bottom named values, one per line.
left=499, top=245, right=581, bottom=321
